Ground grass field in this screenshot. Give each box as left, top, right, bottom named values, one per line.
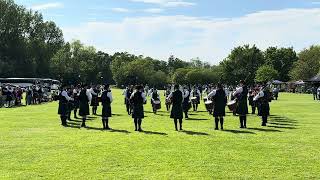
left=0, top=89, right=319, bottom=179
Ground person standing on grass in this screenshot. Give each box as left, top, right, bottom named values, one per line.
left=79, top=85, right=92, bottom=128
left=101, top=84, right=113, bottom=130
left=233, top=80, right=249, bottom=128
left=208, top=83, right=228, bottom=130
left=167, top=85, right=184, bottom=131
left=130, top=85, right=147, bottom=132
left=254, top=86, right=271, bottom=126
left=182, top=86, right=191, bottom=119
left=58, top=85, right=73, bottom=126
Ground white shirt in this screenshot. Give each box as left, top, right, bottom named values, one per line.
left=317, top=87, right=320, bottom=95
left=86, top=89, right=92, bottom=102
left=253, top=91, right=264, bottom=101
left=89, top=88, right=97, bottom=96
left=183, top=90, right=190, bottom=99
left=61, top=90, right=72, bottom=101
left=233, top=87, right=243, bottom=97
left=208, top=89, right=228, bottom=98
left=190, top=90, right=201, bottom=97
left=106, top=91, right=113, bottom=103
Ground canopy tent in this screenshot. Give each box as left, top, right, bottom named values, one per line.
left=293, top=80, right=305, bottom=85
left=272, top=80, right=284, bottom=85
left=305, top=74, right=320, bottom=83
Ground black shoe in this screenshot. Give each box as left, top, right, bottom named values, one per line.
left=215, top=128, right=219, bottom=130
left=138, top=128, right=143, bottom=132
left=81, top=123, right=86, bottom=128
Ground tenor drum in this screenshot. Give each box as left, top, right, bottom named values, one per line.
left=203, top=97, right=208, bottom=103
left=227, top=100, right=237, bottom=112
left=153, top=100, right=161, bottom=110
left=205, top=100, right=214, bottom=112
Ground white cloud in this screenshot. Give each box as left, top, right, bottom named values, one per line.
left=111, top=8, right=131, bottom=13
left=30, top=2, right=63, bottom=11
left=143, top=8, right=165, bottom=13
left=130, top=0, right=196, bottom=7
left=62, top=8, right=320, bottom=64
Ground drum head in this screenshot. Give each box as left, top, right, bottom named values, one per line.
left=205, top=100, right=213, bottom=104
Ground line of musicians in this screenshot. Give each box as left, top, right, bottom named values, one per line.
left=58, top=80, right=272, bottom=131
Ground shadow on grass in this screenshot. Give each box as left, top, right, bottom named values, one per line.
left=67, top=122, right=81, bottom=126
left=142, top=130, right=167, bottom=136
left=181, top=130, right=209, bottom=136
left=110, top=129, right=131, bottom=134
left=247, top=128, right=282, bottom=132
left=68, top=119, right=82, bottom=123
left=186, top=118, right=209, bottom=121
left=96, top=114, right=123, bottom=117
left=268, top=115, right=298, bottom=129
left=65, top=125, right=80, bottom=129
left=223, top=130, right=256, bottom=134
left=267, top=126, right=297, bottom=130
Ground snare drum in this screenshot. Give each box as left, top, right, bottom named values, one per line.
left=191, top=97, right=198, bottom=104
left=227, top=100, right=237, bottom=112
left=205, top=100, right=214, bottom=112
left=203, top=97, right=208, bottom=103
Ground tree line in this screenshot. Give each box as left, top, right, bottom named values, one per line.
left=1, top=0, right=320, bottom=87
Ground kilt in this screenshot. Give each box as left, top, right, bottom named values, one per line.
left=182, top=101, right=191, bottom=111
left=79, top=102, right=90, bottom=116
left=236, top=100, right=248, bottom=115
left=90, top=97, right=99, bottom=106
left=102, top=105, right=112, bottom=117
left=170, top=104, right=183, bottom=119
left=213, top=104, right=225, bottom=117
left=132, top=105, right=144, bottom=119
left=258, top=102, right=270, bottom=116
left=58, top=102, right=68, bottom=116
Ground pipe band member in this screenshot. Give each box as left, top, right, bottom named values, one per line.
left=182, top=87, right=191, bottom=119
left=233, top=80, right=249, bottom=129
left=79, top=85, right=92, bottom=128
left=254, top=86, right=271, bottom=126
left=208, top=83, right=228, bottom=130
left=191, top=87, right=201, bottom=111
left=101, top=84, right=113, bottom=130
left=130, top=85, right=147, bottom=132
left=58, top=85, right=73, bottom=126
left=167, top=85, right=184, bottom=131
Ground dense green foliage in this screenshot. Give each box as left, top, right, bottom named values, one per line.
left=255, top=65, right=279, bottom=83
left=290, top=45, right=320, bottom=80
left=0, top=90, right=319, bottom=179
left=1, top=0, right=320, bottom=86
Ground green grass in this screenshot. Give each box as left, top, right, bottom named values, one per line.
left=0, top=89, right=319, bottom=179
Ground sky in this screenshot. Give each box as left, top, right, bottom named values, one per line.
left=15, top=0, right=320, bottom=64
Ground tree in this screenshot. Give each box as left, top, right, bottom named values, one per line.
left=255, top=65, right=279, bottom=83
left=221, top=45, right=265, bottom=85
left=290, top=45, right=320, bottom=80
left=264, top=47, right=298, bottom=81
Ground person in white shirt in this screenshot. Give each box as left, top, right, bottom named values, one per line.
left=317, top=86, right=320, bottom=100
left=190, top=87, right=201, bottom=111
left=232, top=80, right=249, bottom=128
left=101, top=84, right=113, bottom=130
left=182, top=87, right=191, bottom=119
left=254, top=86, right=271, bottom=126
left=58, top=85, right=73, bottom=126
